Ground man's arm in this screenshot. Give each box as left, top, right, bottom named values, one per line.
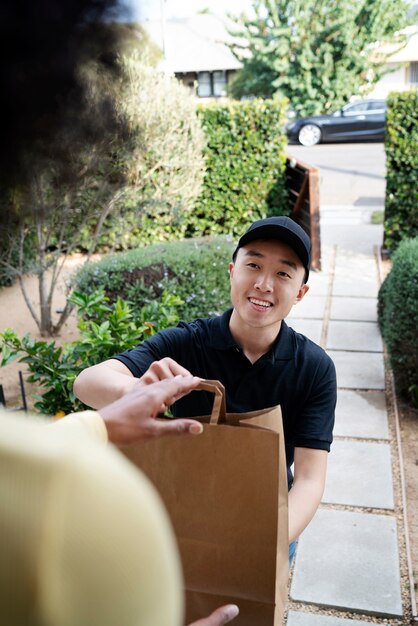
left=288, top=447, right=328, bottom=542
left=74, top=357, right=191, bottom=409
left=73, top=359, right=136, bottom=409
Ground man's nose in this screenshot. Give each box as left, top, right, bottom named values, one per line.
left=254, top=274, right=273, bottom=292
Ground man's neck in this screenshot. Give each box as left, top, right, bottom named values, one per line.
left=229, top=309, right=282, bottom=364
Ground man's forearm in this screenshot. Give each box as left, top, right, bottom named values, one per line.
left=73, top=360, right=136, bottom=409
left=288, top=447, right=328, bottom=542
left=288, top=478, right=324, bottom=542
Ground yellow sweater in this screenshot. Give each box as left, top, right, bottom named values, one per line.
left=0, top=410, right=184, bottom=626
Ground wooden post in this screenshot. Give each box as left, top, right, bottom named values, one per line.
left=286, top=156, right=321, bottom=271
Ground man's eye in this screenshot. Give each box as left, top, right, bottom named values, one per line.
left=277, top=271, right=291, bottom=278
left=247, top=263, right=259, bottom=269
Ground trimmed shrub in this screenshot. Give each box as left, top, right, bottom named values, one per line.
left=73, top=236, right=235, bottom=321
left=378, top=237, right=418, bottom=407
left=184, top=98, right=289, bottom=238
left=383, top=90, right=418, bottom=253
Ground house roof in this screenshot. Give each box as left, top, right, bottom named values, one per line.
left=141, top=14, right=243, bottom=74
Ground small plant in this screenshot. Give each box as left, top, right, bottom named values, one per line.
left=371, top=210, right=384, bottom=225
left=0, top=289, right=183, bottom=416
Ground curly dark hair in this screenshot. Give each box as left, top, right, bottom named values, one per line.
left=0, top=0, right=130, bottom=193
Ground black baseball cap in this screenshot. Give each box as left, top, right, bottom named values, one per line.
left=233, top=216, right=312, bottom=281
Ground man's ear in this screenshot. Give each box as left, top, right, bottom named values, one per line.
left=294, top=284, right=309, bottom=304
left=228, top=261, right=234, bottom=278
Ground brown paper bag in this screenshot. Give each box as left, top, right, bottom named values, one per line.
left=123, top=380, right=289, bottom=626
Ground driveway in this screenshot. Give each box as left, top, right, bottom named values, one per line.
left=286, top=142, right=386, bottom=208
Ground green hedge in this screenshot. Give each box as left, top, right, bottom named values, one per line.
left=184, top=98, right=289, bottom=239
left=79, top=98, right=289, bottom=248
left=383, top=90, right=418, bottom=253
left=73, top=236, right=235, bottom=321
left=378, top=237, right=418, bottom=407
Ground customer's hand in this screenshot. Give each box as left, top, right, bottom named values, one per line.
left=188, top=604, right=239, bottom=626
left=99, top=375, right=203, bottom=446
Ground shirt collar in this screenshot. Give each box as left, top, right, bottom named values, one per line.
left=207, top=309, right=237, bottom=350
left=208, top=309, right=294, bottom=361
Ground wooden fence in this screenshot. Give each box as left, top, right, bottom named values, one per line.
left=286, top=156, right=321, bottom=271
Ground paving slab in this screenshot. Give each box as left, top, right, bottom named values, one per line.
left=333, top=389, right=389, bottom=439
left=330, top=297, right=378, bottom=322
left=334, top=250, right=377, bottom=268
left=328, top=350, right=384, bottom=390
left=287, top=319, right=322, bottom=345
left=332, top=255, right=379, bottom=299
left=322, top=440, right=394, bottom=509
left=287, top=295, right=327, bottom=320
left=290, top=509, right=402, bottom=617
left=321, top=222, right=383, bottom=256
left=327, top=321, right=383, bottom=352
left=286, top=610, right=383, bottom=626
left=332, top=275, right=379, bottom=298
left=306, top=271, right=331, bottom=297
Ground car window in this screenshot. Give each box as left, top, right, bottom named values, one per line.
left=343, top=102, right=369, bottom=114
left=367, top=101, right=386, bottom=111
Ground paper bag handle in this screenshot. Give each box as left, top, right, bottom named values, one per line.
left=196, top=380, right=226, bottom=425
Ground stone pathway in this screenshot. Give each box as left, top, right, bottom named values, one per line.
left=285, top=211, right=409, bottom=625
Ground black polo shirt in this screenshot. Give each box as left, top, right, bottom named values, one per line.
left=113, top=309, right=336, bottom=480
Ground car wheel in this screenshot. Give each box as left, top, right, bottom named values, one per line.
left=298, top=124, right=322, bottom=147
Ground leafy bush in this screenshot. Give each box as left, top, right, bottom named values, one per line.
left=184, top=99, right=289, bottom=238
left=73, top=237, right=234, bottom=320
left=383, top=90, right=418, bottom=253
left=0, top=290, right=183, bottom=416
left=378, top=237, right=418, bottom=407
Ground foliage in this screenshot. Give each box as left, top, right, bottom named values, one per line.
left=378, top=237, right=418, bottom=407
left=183, top=99, right=289, bottom=239
left=0, top=290, right=183, bottom=416
left=383, top=90, right=418, bottom=253
left=73, top=237, right=235, bottom=321
left=0, top=46, right=205, bottom=335
left=92, top=52, right=206, bottom=248
left=228, top=0, right=412, bottom=116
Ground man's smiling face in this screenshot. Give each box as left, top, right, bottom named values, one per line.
left=229, top=239, right=309, bottom=332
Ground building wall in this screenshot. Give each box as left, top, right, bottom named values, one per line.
left=368, top=64, right=408, bottom=98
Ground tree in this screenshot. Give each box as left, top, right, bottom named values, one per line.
left=0, top=34, right=205, bottom=336
left=228, top=0, right=412, bottom=116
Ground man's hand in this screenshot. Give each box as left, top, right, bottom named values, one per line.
left=188, top=605, right=239, bottom=626
left=99, top=375, right=203, bottom=446
left=137, top=357, right=192, bottom=385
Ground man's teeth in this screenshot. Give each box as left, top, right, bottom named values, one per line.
left=250, top=298, right=271, bottom=307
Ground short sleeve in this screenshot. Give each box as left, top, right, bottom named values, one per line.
left=293, top=352, right=337, bottom=451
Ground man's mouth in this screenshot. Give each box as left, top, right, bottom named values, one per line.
left=248, top=297, right=273, bottom=308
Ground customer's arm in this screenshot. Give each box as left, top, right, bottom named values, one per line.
left=288, top=447, right=328, bottom=542
left=73, top=357, right=191, bottom=409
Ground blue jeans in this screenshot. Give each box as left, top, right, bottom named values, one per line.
left=289, top=540, right=298, bottom=566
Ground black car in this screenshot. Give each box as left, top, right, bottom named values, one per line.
left=286, top=99, right=386, bottom=146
